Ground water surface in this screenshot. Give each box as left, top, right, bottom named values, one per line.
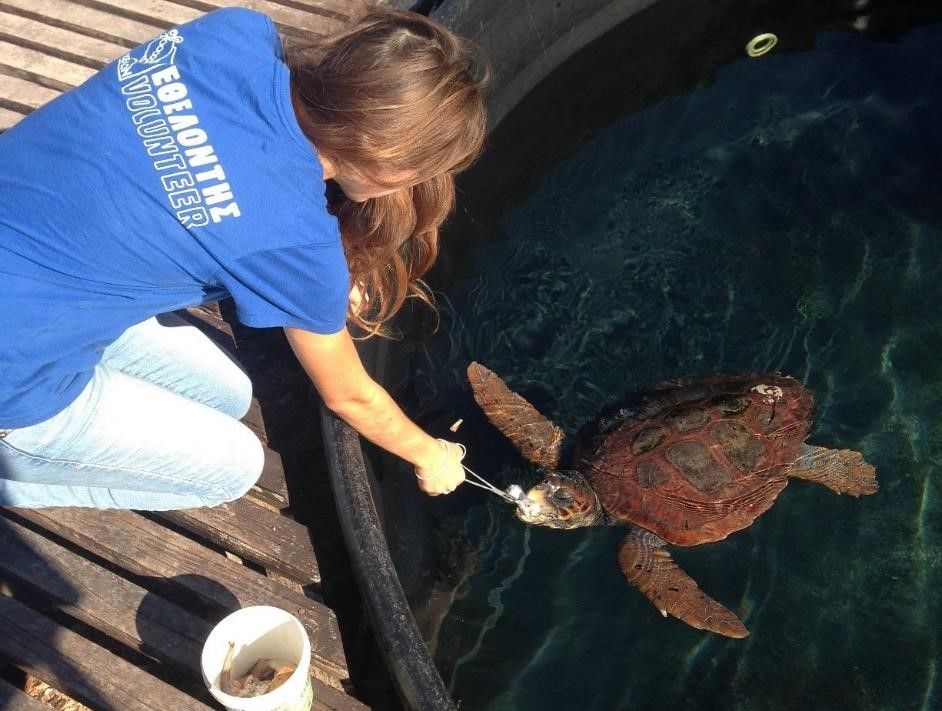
left=401, top=22, right=941, bottom=711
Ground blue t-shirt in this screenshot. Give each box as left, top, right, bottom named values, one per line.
left=0, top=9, right=349, bottom=429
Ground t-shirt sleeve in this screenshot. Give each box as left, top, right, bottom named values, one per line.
left=217, top=244, right=350, bottom=334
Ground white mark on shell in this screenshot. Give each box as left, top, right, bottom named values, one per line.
left=751, top=384, right=783, bottom=405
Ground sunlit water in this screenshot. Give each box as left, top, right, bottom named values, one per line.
left=401, top=24, right=941, bottom=711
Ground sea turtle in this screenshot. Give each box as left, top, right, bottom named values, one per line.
left=467, top=362, right=878, bottom=638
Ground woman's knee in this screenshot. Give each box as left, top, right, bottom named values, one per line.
left=217, top=362, right=254, bottom=420
left=102, top=315, right=255, bottom=419
left=201, top=426, right=264, bottom=506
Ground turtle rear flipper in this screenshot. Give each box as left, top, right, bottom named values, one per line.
left=467, top=362, right=565, bottom=470
left=787, top=445, right=878, bottom=497
left=618, top=528, right=749, bottom=639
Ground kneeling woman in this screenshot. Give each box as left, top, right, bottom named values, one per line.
left=0, top=7, right=487, bottom=508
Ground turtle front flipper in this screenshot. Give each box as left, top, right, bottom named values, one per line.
left=617, top=528, right=749, bottom=639
left=787, top=445, right=878, bottom=496
left=467, top=362, right=566, bottom=470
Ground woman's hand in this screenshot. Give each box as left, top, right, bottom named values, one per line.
left=415, top=439, right=466, bottom=496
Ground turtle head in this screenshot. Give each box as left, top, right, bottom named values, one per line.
left=515, top=471, right=602, bottom=529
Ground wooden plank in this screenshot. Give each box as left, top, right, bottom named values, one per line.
left=84, top=0, right=345, bottom=37
left=0, top=517, right=366, bottom=709
left=195, top=300, right=225, bottom=320
left=0, top=104, right=26, bottom=130
left=0, top=676, right=49, bottom=711
left=251, top=446, right=290, bottom=509
left=10, top=508, right=348, bottom=681
left=0, top=40, right=96, bottom=90
left=0, top=515, right=208, bottom=673
left=0, top=72, right=61, bottom=112
left=311, top=678, right=371, bottom=711
left=0, top=594, right=213, bottom=711
left=65, top=0, right=350, bottom=38
left=260, top=0, right=362, bottom=10
left=179, top=0, right=354, bottom=32
left=0, top=10, right=126, bottom=68
left=158, top=496, right=317, bottom=584
left=243, top=398, right=268, bottom=442
left=0, top=0, right=163, bottom=46
left=77, top=0, right=202, bottom=30
left=221, top=0, right=363, bottom=21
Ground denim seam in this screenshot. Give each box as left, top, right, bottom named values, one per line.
left=0, top=438, right=236, bottom=500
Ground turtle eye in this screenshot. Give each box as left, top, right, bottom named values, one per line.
left=553, top=489, right=574, bottom=505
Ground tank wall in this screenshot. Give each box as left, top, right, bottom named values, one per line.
left=435, top=0, right=659, bottom=129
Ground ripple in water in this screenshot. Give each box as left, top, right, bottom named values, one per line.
left=409, top=25, right=942, bottom=711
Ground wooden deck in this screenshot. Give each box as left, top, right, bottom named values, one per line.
left=0, top=0, right=366, bottom=130
left=0, top=2, right=375, bottom=709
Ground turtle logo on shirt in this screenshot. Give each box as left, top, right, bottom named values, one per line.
left=117, top=29, right=184, bottom=82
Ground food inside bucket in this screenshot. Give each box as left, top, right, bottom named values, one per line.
left=220, top=642, right=296, bottom=698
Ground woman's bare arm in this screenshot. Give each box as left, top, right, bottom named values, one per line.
left=284, top=326, right=464, bottom=495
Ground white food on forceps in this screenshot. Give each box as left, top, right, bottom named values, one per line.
left=506, top=484, right=538, bottom=514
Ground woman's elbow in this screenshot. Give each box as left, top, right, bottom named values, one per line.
left=320, top=381, right=381, bottom=419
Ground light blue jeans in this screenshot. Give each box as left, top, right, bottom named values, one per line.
left=0, top=315, right=264, bottom=510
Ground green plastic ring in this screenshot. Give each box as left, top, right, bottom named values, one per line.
left=746, top=33, right=778, bottom=58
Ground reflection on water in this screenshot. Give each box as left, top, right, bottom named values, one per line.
left=405, top=23, right=941, bottom=711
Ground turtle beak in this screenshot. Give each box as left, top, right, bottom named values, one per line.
left=514, top=482, right=565, bottom=526
left=514, top=491, right=544, bottom=521
left=505, top=484, right=541, bottom=520
left=515, top=473, right=599, bottom=529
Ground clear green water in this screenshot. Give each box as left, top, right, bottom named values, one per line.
left=403, top=24, right=942, bottom=711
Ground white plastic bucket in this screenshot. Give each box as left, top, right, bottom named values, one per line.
left=201, top=606, right=313, bottom=711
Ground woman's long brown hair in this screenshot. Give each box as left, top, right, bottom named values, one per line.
left=286, top=9, right=488, bottom=337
